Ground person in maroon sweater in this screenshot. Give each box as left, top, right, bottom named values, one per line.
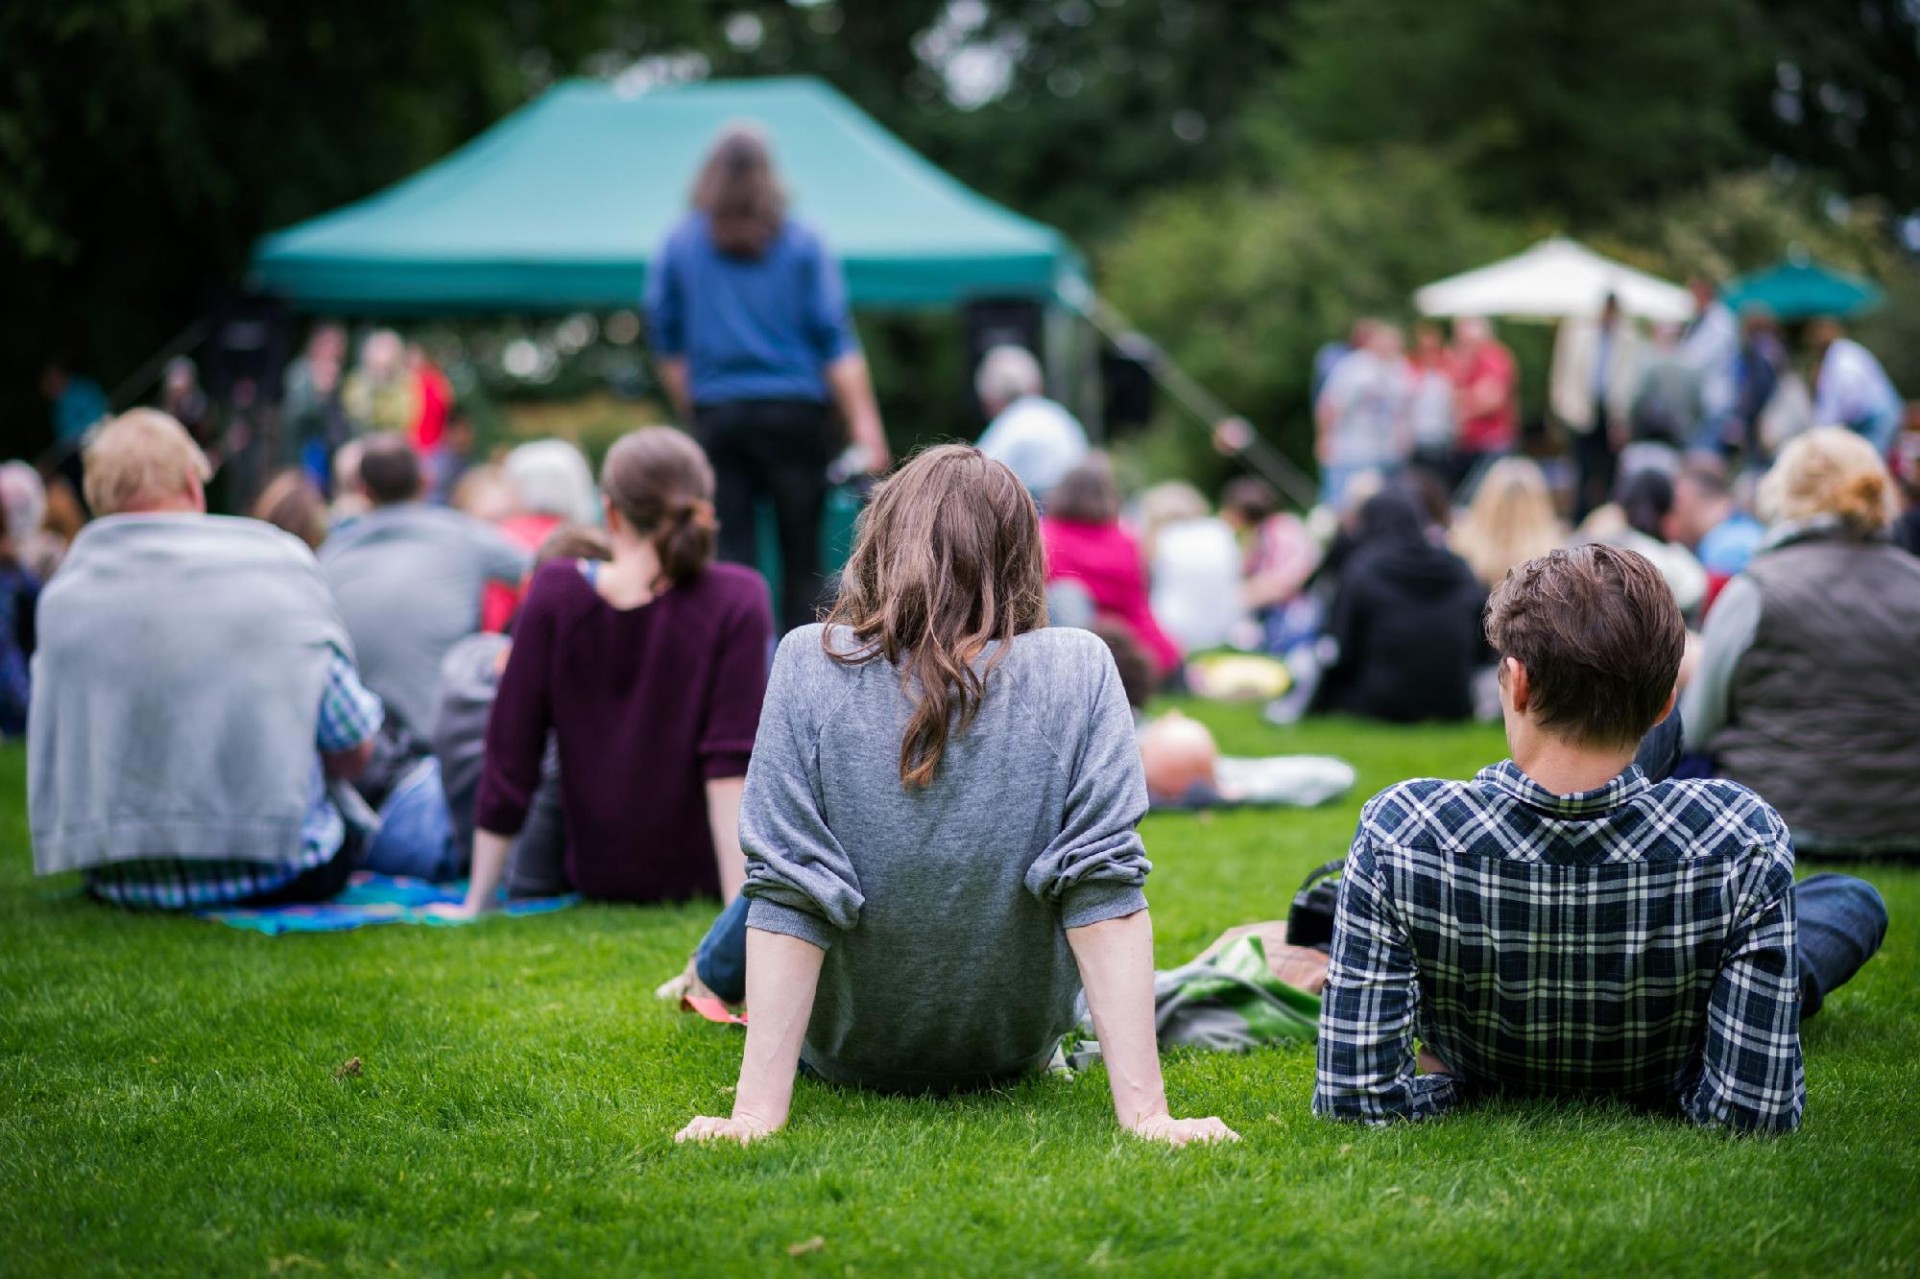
left=437, top=427, right=773, bottom=915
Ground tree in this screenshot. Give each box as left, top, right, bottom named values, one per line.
left=1277, top=0, right=1767, bottom=220
left=1098, top=149, right=1523, bottom=479
left=0, top=1, right=709, bottom=455
left=1742, top=0, right=1920, bottom=213
left=709, top=0, right=1295, bottom=241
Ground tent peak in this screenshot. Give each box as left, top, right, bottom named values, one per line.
left=249, top=75, right=1081, bottom=314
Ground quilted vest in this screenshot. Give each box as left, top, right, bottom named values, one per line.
left=1713, top=535, right=1920, bottom=853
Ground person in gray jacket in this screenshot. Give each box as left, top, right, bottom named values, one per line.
left=675, top=446, right=1236, bottom=1148
left=319, top=434, right=528, bottom=735
left=1684, top=427, right=1920, bottom=857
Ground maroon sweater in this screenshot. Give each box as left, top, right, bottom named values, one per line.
left=475, top=559, right=773, bottom=902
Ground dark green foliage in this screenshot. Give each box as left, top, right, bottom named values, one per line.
left=1098, top=151, right=1530, bottom=478
left=1741, top=0, right=1920, bottom=214
left=1277, top=0, right=1768, bottom=219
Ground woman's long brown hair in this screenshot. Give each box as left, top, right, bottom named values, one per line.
left=825, top=445, right=1050, bottom=789
left=692, top=126, right=786, bottom=258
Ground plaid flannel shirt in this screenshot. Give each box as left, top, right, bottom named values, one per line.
left=1314, top=761, right=1804, bottom=1134
left=85, top=650, right=383, bottom=909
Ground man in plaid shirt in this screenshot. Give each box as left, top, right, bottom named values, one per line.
left=1314, top=544, right=1886, bottom=1133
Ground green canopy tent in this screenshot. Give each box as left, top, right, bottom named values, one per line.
left=249, top=76, right=1084, bottom=312
left=248, top=75, right=1091, bottom=596
left=1721, top=257, right=1884, bottom=320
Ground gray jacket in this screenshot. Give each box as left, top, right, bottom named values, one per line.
left=742, top=625, right=1151, bottom=1093
left=319, top=503, right=528, bottom=734
left=30, top=515, right=352, bottom=873
left=432, top=632, right=568, bottom=896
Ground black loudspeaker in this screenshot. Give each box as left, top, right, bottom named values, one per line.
left=1102, top=333, right=1157, bottom=436
left=202, top=292, right=292, bottom=408
left=963, top=297, right=1044, bottom=418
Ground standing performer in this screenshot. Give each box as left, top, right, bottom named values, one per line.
left=647, top=126, right=890, bottom=633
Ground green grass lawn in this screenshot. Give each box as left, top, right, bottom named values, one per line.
left=2, top=709, right=1914, bottom=1277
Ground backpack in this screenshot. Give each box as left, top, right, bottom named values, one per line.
left=1285, top=858, right=1345, bottom=952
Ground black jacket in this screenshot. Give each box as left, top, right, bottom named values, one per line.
left=1314, top=491, right=1487, bottom=722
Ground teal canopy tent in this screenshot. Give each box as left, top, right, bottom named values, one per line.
left=1721, top=257, right=1884, bottom=320
left=250, top=76, right=1083, bottom=313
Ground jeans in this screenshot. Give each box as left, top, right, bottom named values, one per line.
left=362, top=758, right=462, bottom=882
left=695, top=893, right=751, bottom=1003
left=1638, top=709, right=1888, bottom=1018
left=695, top=399, right=838, bottom=634
left=1794, top=873, right=1888, bottom=1018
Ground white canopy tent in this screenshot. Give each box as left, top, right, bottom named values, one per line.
left=1415, top=236, right=1695, bottom=324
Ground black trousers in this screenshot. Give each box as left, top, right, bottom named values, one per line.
left=1571, top=418, right=1618, bottom=524
left=694, top=399, right=838, bottom=633
left=237, top=823, right=365, bottom=907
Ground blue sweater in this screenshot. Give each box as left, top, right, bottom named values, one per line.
left=645, top=214, right=857, bottom=407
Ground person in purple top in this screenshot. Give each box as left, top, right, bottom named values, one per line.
left=646, top=126, right=891, bottom=634
left=434, top=428, right=774, bottom=915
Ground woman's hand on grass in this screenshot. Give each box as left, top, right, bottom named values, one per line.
left=1127, top=1113, right=1239, bottom=1147
left=675, top=1113, right=780, bottom=1145
left=421, top=900, right=482, bottom=922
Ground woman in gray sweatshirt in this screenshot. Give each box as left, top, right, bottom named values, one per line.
left=676, top=445, right=1235, bottom=1148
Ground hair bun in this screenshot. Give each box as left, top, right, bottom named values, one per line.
left=674, top=496, right=718, bottom=531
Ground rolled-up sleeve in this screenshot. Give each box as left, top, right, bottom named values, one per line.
left=1025, top=654, right=1152, bottom=928
left=740, top=633, right=863, bottom=950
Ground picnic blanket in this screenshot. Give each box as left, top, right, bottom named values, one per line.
left=1150, top=754, right=1357, bottom=812
left=197, top=871, right=578, bottom=935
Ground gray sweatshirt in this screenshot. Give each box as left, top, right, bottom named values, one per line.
left=741, top=624, right=1151, bottom=1094
left=30, top=515, right=353, bottom=873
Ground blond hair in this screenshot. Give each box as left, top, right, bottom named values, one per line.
left=1450, top=457, right=1566, bottom=589
left=1757, top=427, right=1898, bottom=539
left=83, top=410, right=211, bottom=516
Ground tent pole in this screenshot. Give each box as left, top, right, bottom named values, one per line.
left=1079, top=294, right=1319, bottom=509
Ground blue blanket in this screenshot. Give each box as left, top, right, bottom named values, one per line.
left=197, top=872, right=578, bottom=934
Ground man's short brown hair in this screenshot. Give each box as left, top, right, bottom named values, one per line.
left=83, top=410, right=211, bottom=516
left=1484, top=544, right=1684, bottom=749
left=358, top=433, right=423, bottom=506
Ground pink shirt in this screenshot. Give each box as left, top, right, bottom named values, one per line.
left=1042, top=517, right=1182, bottom=674
left=480, top=513, right=562, bottom=633
left=1452, top=341, right=1518, bottom=453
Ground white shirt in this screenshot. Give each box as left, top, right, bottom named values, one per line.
left=1680, top=301, right=1739, bottom=419
left=975, top=396, right=1090, bottom=497
left=1318, top=350, right=1411, bottom=468
left=1149, top=517, right=1247, bottom=654
left=1813, top=338, right=1900, bottom=431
